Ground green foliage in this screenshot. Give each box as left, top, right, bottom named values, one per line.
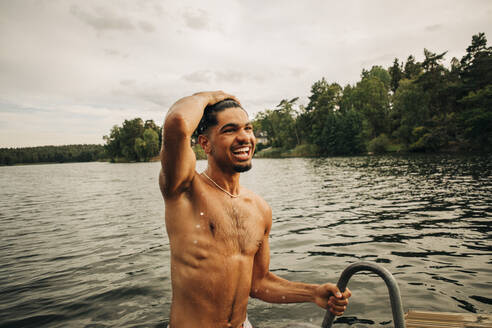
left=392, top=78, right=430, bottom=145
left=120, top=118, right=145, bottom=161
left=403, top=55, right=423, bottom=79
left=410, top=126, right=444, bottom=152
left=192, top=144, right=207, bottom=160
left=300, top=79, right=364, bottom=155
left=352, top=67, right=391, bottom=139
left=389, top=58, right=403, bottom=93
left=254, top=144, right=319, bottom=158
left=251, top=32, right=491, bottom=155
left=254, top=147, right=283, bottom=158
left=0, top=145, right=107, bottom=165
left=103, top=118, right=162, bottom=162
left=253, top=98, right=300, bottom=150
left=284, top=144, right=319, bottom=157
left=255, top=143, right=269, bottom=152
left=368, top=134, right=391, bottom=154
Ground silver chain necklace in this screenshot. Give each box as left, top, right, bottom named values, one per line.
left=201, top=172, right=240, bottom=198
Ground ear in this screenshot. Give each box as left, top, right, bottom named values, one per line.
left=198, top=134, right=211, bottom=154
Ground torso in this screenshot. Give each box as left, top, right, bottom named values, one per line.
left=164, top=172, right=268, bottom=328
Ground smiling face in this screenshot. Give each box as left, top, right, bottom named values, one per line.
left=200, top=106, right=256, bottom=173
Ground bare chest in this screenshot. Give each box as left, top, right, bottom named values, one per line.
left=195, top=197, right=265, bottom=255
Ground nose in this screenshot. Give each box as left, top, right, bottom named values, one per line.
left=236, top=128, right=253, bottom=144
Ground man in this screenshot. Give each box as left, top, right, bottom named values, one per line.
left=159, top=91, right=351, bottom=328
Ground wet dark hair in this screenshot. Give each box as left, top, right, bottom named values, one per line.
left=196, top=99, right=244, bottom=135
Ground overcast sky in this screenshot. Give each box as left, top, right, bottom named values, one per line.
left=0, top=0, right=491, bottom=147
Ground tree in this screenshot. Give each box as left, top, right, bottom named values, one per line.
left=120, top=118, right=145, bottom=161
left=306, top=78, right=342, bottom=112
left=143, top=128, right=160, bottom=160
left=389, top=58, right=403, bottom=93
left=304, top=79, right=363, bottom=155
left=307, top=80, right=342, bottom=151
left=134, top=137, right=146, bottom=161
left=403, top=55, right=422, bottom=79
left=253, top=99, right=299, bottom=150
left=103, top=118, right=163, bottom=162
left=103, top=125, right=122, bottom=161
left=145, top=119, right=162, bottom=148
left=352, top=66, right=391, bottom=139
left=392, top=79, right=430, bottom=146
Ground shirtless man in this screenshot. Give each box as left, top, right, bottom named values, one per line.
left=159, top=91, right=351, bottom=328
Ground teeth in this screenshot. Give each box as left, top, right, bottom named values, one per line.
left=233, top=147, right=249, bottom=154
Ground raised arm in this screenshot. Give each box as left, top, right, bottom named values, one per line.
left=250, top=205, right=351, bottom=316
left=159, top=91, right=239, bottom=199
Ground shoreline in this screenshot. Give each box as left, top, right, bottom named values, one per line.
left=2, top=149, right=490, bottom=166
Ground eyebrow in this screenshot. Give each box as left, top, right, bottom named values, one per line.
left=219, top=121, right=252, bottom=132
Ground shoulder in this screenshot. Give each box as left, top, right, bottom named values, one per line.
left=242, top=187, right=272, bottom=228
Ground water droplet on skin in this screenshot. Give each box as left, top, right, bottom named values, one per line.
left=193, top=240, right=197, bottom=244
left=196, top=224, right=200, bottom=228
left=200, top=212, right=204, bottom=216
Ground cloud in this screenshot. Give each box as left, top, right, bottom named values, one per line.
left=182, top=70, right=214, bottom=83
left=182, top=69, right=260, bottom=84
left=425, top=24, right=443, bottom=32
left=182, top=8, right=210, bottom=30
left=104, top=49, right=129, bottom=58
left=139, top=20, right=155, bottom=32
left=70, top=5, right=135, bottom=32
left=288, top=67, right=307, bottom=78
left=1, top=0, right=492, bottom=147
left=215, top=70, right=246, bottom=83
left=120, top=79, right=136, bottom=86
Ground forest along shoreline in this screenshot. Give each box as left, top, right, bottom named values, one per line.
left=1, top=32, right=491, bottom=166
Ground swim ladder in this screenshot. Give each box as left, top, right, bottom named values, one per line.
left=322, top=262, right=406, bottom=328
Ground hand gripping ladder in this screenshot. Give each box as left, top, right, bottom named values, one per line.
left=322, top=262, right=406, bottom=328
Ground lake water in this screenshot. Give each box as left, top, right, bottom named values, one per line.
left=0, top=155, right=491, bottom=328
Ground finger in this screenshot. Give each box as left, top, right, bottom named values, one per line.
left=343, top=287, right=352, bottom=299
left=323, top=284, right=342, bottom=299
left=330, top=303, right=347, bottom=312
left=226, top=95, right=242, bottom=106
left=329, top=307, right=345, bottom=316
left=330, top=296, right=349, bottom=306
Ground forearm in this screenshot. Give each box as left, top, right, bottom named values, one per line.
left=164, top=93, right=210, bottom=137
left=251, top=272, right=318, bottom=304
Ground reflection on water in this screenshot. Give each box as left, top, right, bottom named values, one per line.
left=0, top=154, right=491, bottom=328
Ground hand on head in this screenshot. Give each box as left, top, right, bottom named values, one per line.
left=193, top=90, right=241, bottom=107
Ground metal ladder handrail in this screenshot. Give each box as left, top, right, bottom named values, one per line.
left=322, top=262, right=406, bottom=328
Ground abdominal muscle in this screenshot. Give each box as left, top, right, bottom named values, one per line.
left=168, top=231, right=255, bottom=328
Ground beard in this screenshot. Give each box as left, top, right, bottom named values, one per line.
left=233, top=162, right=252, bottom=173
left=209, top=144, right=253, bottom=173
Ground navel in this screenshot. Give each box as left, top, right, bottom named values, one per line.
left=209, top=221, right=216, bottom=237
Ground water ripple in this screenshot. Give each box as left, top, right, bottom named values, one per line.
left=0, top=155, right=491, bottom=327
